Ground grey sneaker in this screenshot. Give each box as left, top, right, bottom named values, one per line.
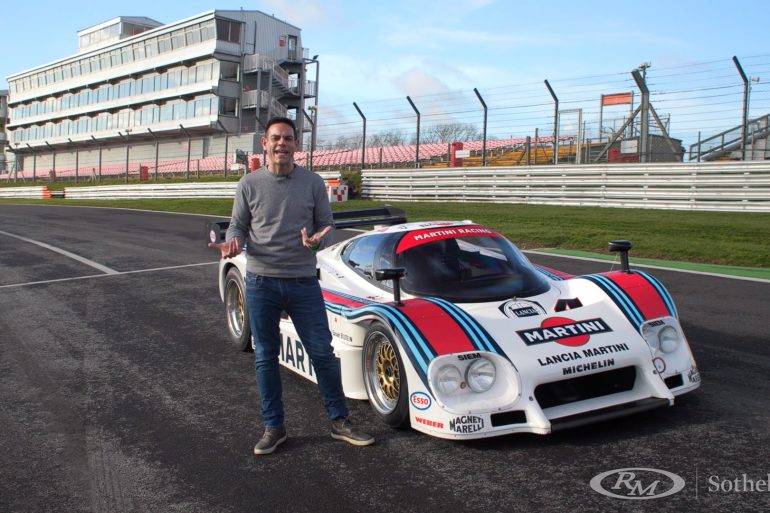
left=253, top=426, right=287, bottom=455
left=330, top=417, right=375, bottom=446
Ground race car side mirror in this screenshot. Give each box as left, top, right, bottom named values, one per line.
left=375, top=268, right=406, bottom=306
left=608, top=240, right=633, bottom=273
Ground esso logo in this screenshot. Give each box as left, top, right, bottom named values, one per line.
left=410, top=392, right=432, bottom=410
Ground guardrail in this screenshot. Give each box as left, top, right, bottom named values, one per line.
left=65, top=183, right=239, bottom=199
left=0, top=186, right=51, bottom=199
left=63, top=173, right=341, bottom=200
left=360, top=162, right=770, bottom=212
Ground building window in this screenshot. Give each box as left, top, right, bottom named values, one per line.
left=200, top=20, right=215, bottom=41
left=145, top=40, right=157, bottom=58
left=216, top=19, right=241, bottom=44
left=185, top=26, right=201, bottom=45
left=197, top=62, right=212, bottom=82
left=158, top=36, right=172, bottom=54
left=219, top=61, right=239, bottom=81
left=195, top=96, right=212, bottom=116
left=171, top=32, right=184, bottom=50
left=218, top=97, right=237, bottom=116
left=160, top=102, right=173, bottom=122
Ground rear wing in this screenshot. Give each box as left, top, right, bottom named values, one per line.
left=331, top=206, right=407, bottom=229
left=206, top=206, right=407, bottom=244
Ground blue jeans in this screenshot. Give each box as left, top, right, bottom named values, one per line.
left=245, top=273, right=349, bottom=428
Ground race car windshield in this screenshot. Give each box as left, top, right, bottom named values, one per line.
left=396, top=236, right=549, bottom=302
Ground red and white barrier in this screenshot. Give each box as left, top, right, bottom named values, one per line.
left=0, top=186, right=51, bottom=199
left=327, top=184, right=348, bottom=203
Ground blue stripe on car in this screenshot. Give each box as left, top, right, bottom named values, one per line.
left=424, top=297, right=508, bottom=359
left=580, top=274, right=645, bottom=329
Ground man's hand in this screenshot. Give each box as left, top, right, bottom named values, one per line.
left=301, top=226, right=332, bottom=250
left=207, top=237, right=242, bottom=259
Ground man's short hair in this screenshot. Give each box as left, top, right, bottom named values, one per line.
left=265, top=117, right=297, bottom=139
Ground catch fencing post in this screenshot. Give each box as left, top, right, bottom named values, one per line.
left=407, top=96, right=420, bottom=168
left=544, top=80, right=559, bottom=164
left=473, top=88, right=488, bottom=166
left=733, top=56, right=750, bottom=161
left=353, top=102, right=366, bottom=171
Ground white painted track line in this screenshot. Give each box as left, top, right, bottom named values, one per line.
left=0, top=229, right=118, bottom=275
left=0, top=261, right=218, bottom=290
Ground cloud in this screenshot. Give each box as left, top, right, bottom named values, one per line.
left=383, top=26, right=559, bottom=50
left=258, top=0, right=334, bottom=27
left=393, top=68, right=452, bottom=98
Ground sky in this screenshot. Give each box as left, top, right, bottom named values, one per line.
left=3, top=0, right=769, bottom=146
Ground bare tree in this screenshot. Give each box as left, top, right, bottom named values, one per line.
left=326, top=134, right=362, bottom=150
left=417, top=122, right=482, bottom=144
left=368, top=129, right=407, bottom=147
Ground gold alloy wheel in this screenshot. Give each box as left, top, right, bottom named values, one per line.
left=376, top=338, right=400, bottom=402
left=365, top=330, right=402, bottom=415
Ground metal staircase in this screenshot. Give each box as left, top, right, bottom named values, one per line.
left=689, top=113, right=770, bottom=161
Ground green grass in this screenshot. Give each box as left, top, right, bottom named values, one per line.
left=1, top=197, right=768, bottom=268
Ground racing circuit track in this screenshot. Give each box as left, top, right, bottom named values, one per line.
left=1, top=204, right=768, bottom=513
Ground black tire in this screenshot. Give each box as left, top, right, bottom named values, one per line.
left=224, top=267, right=252, bottom=352
left=362, top=321, right=409, bottom=427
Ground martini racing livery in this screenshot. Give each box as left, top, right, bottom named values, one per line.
left=209, top=207, right=700, bottom=440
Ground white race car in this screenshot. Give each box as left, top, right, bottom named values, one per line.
left=208, top=207, right=700, bottom=440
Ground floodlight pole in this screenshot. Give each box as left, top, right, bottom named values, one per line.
left=353, top=102, right=366, bottom=171
left=473, top=88, right=488, bottom=166
left=631, top=70, right=650, bottom=163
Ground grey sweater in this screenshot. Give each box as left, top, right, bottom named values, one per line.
left=226, top=164, right=334, bottom=278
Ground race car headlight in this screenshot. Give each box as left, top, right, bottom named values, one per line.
left=466, top=358, right=496, bottom=393
left=436, top=365, right=463, bottom=395
left=641, top=323, right=660, bottom=351
left=658, top=326, right=681, bottom=353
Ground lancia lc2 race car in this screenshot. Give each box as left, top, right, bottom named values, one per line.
left=208, top=207, right=700, bottom=440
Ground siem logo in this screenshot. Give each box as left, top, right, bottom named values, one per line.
left=410, top=391, right=432, bottom=410
left=590, top=468, right=686, bottom=500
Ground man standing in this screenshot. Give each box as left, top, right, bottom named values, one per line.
left=210, top=117, right=374, bottom=455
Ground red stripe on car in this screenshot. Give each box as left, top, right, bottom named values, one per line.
left=398, top=299, right=476, bottom=354
left=322, top=290, right=369, bottom=308
left=603, top=272, right=671, bottom=320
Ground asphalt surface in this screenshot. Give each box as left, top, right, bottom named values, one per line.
left=1, top=204, right=768, bottom=513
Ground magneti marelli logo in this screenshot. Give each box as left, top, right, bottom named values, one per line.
left=590, top=468, right=686, bottom=500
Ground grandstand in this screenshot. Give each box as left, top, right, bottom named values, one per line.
left=292, top=136, right=579, bottom=171
left=2, top=155, right=236, bottom=181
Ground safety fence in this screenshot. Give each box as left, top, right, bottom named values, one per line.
left=360, top=162, right=770, bottom=212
